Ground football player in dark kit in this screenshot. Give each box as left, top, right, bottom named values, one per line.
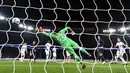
left=97, top=36, right=105, bottom=64
left=29, top=41, right=37, bottom=62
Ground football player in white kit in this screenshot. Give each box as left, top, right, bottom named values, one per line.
left=52, top=46, right=57, bottom=61
left=45, top=41, right=52, bottom=61
left=20, top=43, right=28, bottom=62
left=114, top=38, right=127, bottom=65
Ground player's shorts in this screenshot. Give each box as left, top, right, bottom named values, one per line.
left=60, top=37, right=80, bottom=55
left=45, top=49, right=50, bottom=55
left=116, top=50, right=125, bottom=57
left=68, top=38, right=79, bottom=48
left=97, top=47, right=104, bottom=54
left=29, top=51, right=36, bottom=58
left=21, top=51, right=25, bottom=56
left=61, top=38, right=79, bottom=48
left=53, top=52, right=56, bottom=57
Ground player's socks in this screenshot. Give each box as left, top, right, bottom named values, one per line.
left=20, top=57, right=24, bottom=62
left=102, top=61, right=106, bottom=64
left=20, top=58, right=22, bottom=62
left=33, top=56, right=36, bottom=62
left=120, top=57, right=127, bottom=65
left=101, top=56, right=105, bottom=62
left=115, top=56, right=118, bottom=63
left=75, top=57, right=86, bottom=69
left=80, top=48, right=89, bottom=55
left=75, top=56, right=81, bottom=62
left=46, top=55, right=49, bottom=61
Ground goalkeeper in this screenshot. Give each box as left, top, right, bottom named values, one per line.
left=39, top=26, right=91, bottom=69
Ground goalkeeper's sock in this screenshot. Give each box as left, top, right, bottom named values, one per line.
left=80, top=48, right=89, bottom=55
left=75, top=56, right=81, bottom=62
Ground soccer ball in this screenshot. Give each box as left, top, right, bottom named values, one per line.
left=12, top=17, right=20, bottom=24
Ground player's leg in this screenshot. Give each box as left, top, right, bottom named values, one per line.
left=20, top=51, right=25, bottom=62
left=22, top=52, right=25, bottom=61
left=20, top=52, right=23, bottom=62
left=119, top=51, right=127, bottom=65
left=52, top=52, right=56, bottom=61
left=68, top=38, right=90, bottom=56
left=115, top=50, right=120, bottom=63
left=99, top=48, right=105, bottom=63
left=66, top=48, right=81, bottom=62
left=66, top=48, right=86, bottom=69
left=97, top=48, right=101, bottom=61
left=99, top=51, right=106, bottom=64
left=29, top=51, right=33, bottom=61
left=79, top=47, right=91, bottom=56
left=120, top=57, right=126, bottom=64
left=33, top=51, right=36, bottom=62
left=45, top=49, right=49, bottom=61
left=31, top=50, right=36, bottom=62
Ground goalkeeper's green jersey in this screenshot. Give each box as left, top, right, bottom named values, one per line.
left=41, top=27, right=73, bottom=47
left=41, top=27, right=89, bottom=56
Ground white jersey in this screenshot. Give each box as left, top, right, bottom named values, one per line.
left=45, top=43, right=52, bottom=51
left=116, top=42, right=125, bottom=52
left=115, top=42, right=127, bottom=64
left=21, top=45, right=27, bottom=52
left=52, top=47, right=57, bottom=52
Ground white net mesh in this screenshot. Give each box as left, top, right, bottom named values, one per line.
left=0, top=0, right=130, bottom=73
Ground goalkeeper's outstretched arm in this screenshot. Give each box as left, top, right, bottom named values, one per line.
left=39, top=26, right=55, bottom=38
left=59, top=27, right=74, bottom=34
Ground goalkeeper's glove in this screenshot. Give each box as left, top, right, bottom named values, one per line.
left=71, top=31, right=75, bottom=35
left=39, top=26, right=43, bottom=32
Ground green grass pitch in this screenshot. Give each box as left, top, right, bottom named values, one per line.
left=0, top=60, right=130, bottom=73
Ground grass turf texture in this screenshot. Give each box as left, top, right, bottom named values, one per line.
left=0, top=60, right=130, bottom=73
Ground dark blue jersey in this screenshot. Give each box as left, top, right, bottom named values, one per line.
left=98, top=39, right=104, bottom=47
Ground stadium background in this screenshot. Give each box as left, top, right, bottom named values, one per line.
left=0, top=0, right=130, bottom=60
